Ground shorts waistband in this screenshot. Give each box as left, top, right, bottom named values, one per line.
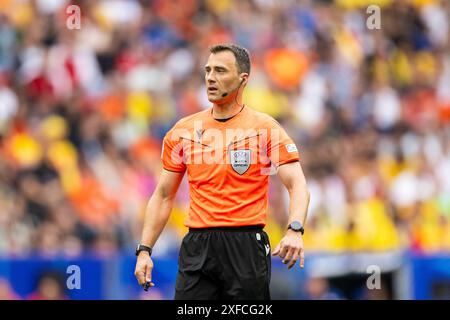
left=188, top=225, right=264, bottom=233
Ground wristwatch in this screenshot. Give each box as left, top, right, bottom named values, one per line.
left=287, top=221, right=305, bottom=235
left=135, top=244, right=152, bottom=257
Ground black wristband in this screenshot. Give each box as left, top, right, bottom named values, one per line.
left=135, top=244, right=152, bottom=257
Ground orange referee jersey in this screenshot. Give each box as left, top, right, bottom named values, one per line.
left=161, top=105, right=300, bottom=228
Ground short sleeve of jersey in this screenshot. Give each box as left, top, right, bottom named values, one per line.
left=267, top=119, right=300, bottom=167
left=161, top=129, right=186, bottom=173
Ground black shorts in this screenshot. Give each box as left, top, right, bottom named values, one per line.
left=174, top=225, right=271, bottom=300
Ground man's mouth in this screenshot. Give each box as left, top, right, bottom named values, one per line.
left=207, top=87, right=218, bottom=93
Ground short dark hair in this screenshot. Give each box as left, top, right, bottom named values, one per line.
left=209, top=43, right=251, bottom=75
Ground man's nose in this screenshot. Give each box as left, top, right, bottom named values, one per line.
left=206, top=72, right=216, bottom=83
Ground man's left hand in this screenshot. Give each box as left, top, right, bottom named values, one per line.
left=272, top=230, right=305, bottom=269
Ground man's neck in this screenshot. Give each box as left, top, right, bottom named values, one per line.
left=212, top=99, right=243, bottom=119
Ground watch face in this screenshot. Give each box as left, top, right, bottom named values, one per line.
left=290, top=221, right=302, bottom=231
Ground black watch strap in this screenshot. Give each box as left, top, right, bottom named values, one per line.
left=287, top=221, right=305, bottom=235
left=136, top=244, right=152, bottom=257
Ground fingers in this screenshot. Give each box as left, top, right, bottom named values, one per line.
left=135, top=268, right=146, bottom=286
left=145, top=263, right=152, bottom=283
left=135, top=257, right=155, bottom=290
left=288, top=250, right=299, bottom=269
left=283, top=247, right=301, bottom=269
left=271, top=239, right=305, bottom=269
left=273, top=241, right=293, bottom=257
left=282, top=247, right=295, bottom=265
left=144, top=264, right=155, bottom=288
left=272, top=243, right=281, bottom=256
left=272, top=242, right=288, bottom=259
left=135, top=268, right=155, bottom=289
left=299, top=248, right=305, bottom=268
left=278, top=244, right=289, bottom=259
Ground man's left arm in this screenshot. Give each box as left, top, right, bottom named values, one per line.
left=272, top=161, right=310, bottom=269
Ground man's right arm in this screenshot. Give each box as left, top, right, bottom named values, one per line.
left=139, top=168, right=185, bottom=248
left=134, top=168, right=185, bottom=288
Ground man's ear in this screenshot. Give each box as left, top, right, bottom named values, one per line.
left=240, top=73, right=249, bottom=85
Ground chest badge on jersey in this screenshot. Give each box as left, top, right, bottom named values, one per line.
left=230, top=149, right=251, bottom=175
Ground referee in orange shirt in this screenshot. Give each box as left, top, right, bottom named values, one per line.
left=135, top=44, right=310, bottom=300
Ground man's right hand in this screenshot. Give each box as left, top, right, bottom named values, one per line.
left=134, top=252, right=155, bottom=290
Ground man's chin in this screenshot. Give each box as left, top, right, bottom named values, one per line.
left=207, top=94, right=223, bottom=103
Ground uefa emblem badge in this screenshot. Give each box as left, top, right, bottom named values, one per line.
left=230, top=149, right=251, bottom=175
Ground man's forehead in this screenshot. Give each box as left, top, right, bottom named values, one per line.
left=205, top=51, right=237, bottom=69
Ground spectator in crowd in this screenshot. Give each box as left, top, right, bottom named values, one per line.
left=26, top=270, right=68, bottom=300
left=0, top=278, right=20, bottom=300
left=304, top=277, right=342, bottom=300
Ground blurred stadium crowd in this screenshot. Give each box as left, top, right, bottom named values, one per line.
left=0, top=0, right=449, bottom=270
